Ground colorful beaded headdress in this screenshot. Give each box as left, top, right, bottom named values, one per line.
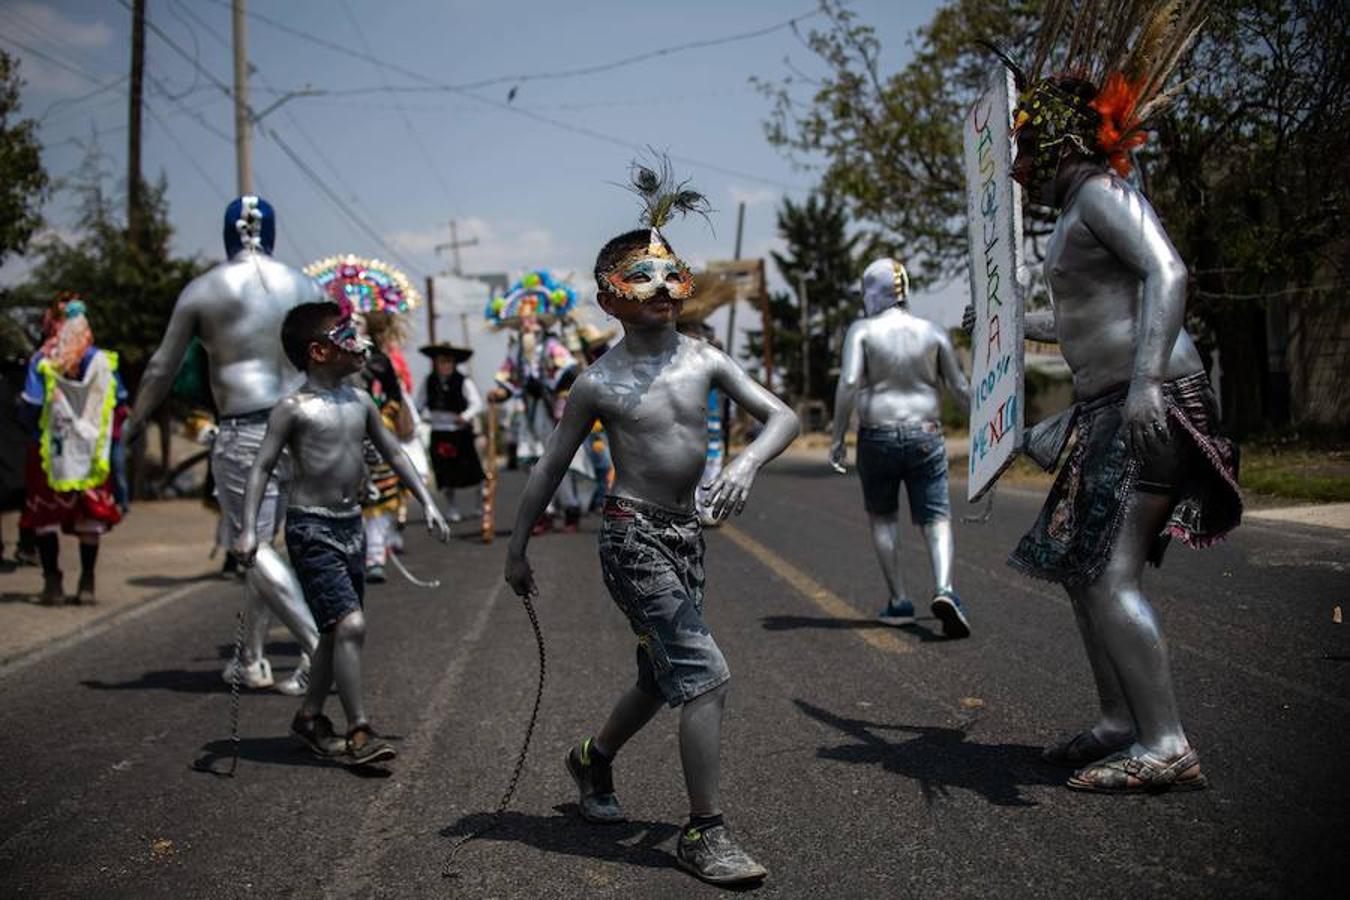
left=990, top=0, right=1207, bottom=188
left=304, top=254, right=421, bottom=316
left=485, top=270, right=578, bottom=328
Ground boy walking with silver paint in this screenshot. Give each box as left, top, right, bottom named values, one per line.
left=504, top=164, right=798, bottom=885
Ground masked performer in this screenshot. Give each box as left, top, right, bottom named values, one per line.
left=235, top=302, right=449, bottom=765
left=127, top=197, right=320, bottom=695
left=982, top=0, right=1241, bottom=793
left=487, top=271, right=594, bottom=534
left=505, top=161, right=798, bottom=885
left=304, top=256, right=424, bottom=583
left=18, top=297, right=125, bottom=605
left=417, top=342, right=484, bottom=522
left=829, top=259, right=972, bottom=638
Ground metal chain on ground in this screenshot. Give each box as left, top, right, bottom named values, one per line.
left=442, top=592, right=547, bottom=877
left=190, top=609, right=245, bottom=777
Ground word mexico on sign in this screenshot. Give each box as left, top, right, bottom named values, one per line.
left=962, top=68, right=1025, bottom=502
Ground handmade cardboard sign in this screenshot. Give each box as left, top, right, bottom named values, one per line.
left=963, top=68, right=1025, bottom=501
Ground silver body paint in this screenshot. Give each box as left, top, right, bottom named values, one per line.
left=830, top=298, right=970, bottom=604
left=1036, top=161, right=1204, bottom=762
left=506, top=312, right=799, bottom=820
left=128, top=249, right=323, bottom=667
left=239, top=373, right=448, bottom=730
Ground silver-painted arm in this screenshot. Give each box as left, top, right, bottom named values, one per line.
left=829, top=321, right=866, bottom=472
left=708, top=348, right=800, bottom=519
left=1078, top=178, right=1188, bottom=454
left=125, top=287, right=199, bottom=441
left=364, top=393, right=449, bottom=540
left=236, top=398, right=295, bottom=565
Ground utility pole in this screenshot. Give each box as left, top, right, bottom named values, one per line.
left=232, top=0, right=252, bottom=195
left=425, top=275, right=437, bottom=344
left=435, top=219, right=478, bottom=277
left=760, top=259, right=774, bottom=390
left=127, top=0, right=146, bottom=246
left=723, top=201, right=746, bottom=357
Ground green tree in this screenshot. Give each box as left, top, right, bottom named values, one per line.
left=0, top=50, right=52, bottom=357
left=0, top=51, right=49, bottom=268
left=2, top=144, right=207, bottom=388
left=743, top=191, right=863, bottom=407
left=758, top=0, right=1350, bottom=433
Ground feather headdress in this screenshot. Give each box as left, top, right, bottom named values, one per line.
left=997, top=0, right=1206, bottom=179
left=624, top=152, right=711, bottom=257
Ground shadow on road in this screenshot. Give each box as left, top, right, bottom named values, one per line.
left=794, top=699, right=1060, bottom=807
left=439, top=804, right=682, bottom=872
left=192, top=736, right=393, bottom=778
left=127, top=572, right=220, bottom=588
left=82, top=668, right=235, bottom=693
left=762, top=615, right=947, bottom=642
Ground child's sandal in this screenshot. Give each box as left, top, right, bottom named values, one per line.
left=344, top=723, right=397, bottom=766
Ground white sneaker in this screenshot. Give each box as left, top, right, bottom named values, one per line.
left=445, top=505, right=465, bottom=523
left=222, top=656, right=274, bottom=690
left=274, top=655, right=311, bottom=696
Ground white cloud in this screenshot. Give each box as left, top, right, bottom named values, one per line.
left=6, top=3, right=116, bottom=95
left=727, top=185, right=780, bottom=209
left=13, top=3, right=114, bottom=49
left=385, top=215, right=571, bottom=278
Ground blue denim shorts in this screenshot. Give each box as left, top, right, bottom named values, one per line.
left=856, top=423, right=951, bottom=523
left=284, top=508, right=365, bottom=633
left=597, top=496, right=730, bottom=707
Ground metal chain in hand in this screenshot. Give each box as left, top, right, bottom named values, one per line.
left=190, top=609, right=245, bottom=777
left=442, top=591, right=547, bottom=878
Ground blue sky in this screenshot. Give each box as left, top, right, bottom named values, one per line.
left=2, top=0, right=964, bottom=383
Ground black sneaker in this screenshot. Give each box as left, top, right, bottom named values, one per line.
left=676, top=823, right=768, bottom=885
left=291, top=712, right=345, bottom=757
left=565, top=739, right=625, bottom=823
left=931, top=591, right=971, bottom=639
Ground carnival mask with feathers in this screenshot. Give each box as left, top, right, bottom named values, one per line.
left=602, top=156, right=710, bottom=302
left=984, top=0, right=1208, bottom=192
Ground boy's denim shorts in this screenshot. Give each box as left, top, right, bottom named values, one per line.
left=284, top=508, right=365, bottom=633
left=856, top=422, right=951, bottom=524
left=597, top=496, right=730, bottom=707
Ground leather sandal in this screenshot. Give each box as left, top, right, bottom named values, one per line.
left=1067, top=748, right=1208, bottom=794
left=1042, top=730, right=1132, bottom=768
left=344, top=723, right=397, bottom=766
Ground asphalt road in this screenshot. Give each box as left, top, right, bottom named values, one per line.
left=1, top=458, right=1346, bottom=898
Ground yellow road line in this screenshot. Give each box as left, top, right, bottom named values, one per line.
left=721, top=524, right=912, bottom=655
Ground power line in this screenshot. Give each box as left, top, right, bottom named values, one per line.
left=200, top=1, right=809, bottom=190
left=113, top=0, right=233, bottom=101
left=336, top=0, right=456, bottom=207
left=209, top=0, right=821, bottom=94
left=143, top=100, right=228, bottom=197
left=266, top=127, right=424, bottom=277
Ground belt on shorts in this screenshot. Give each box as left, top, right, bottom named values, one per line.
left=218, top=408, right=272, bottom=425
left=602, top=495, right=698, bottom=525
left=859, top=420, right=941, bottom=436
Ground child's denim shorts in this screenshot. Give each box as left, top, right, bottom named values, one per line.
left=284, top=507, right=365, bottom=633
left=597, top=496, right=730, bottom=707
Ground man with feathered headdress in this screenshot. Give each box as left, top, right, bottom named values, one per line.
left=979, top=0, right=1241, bottom=793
